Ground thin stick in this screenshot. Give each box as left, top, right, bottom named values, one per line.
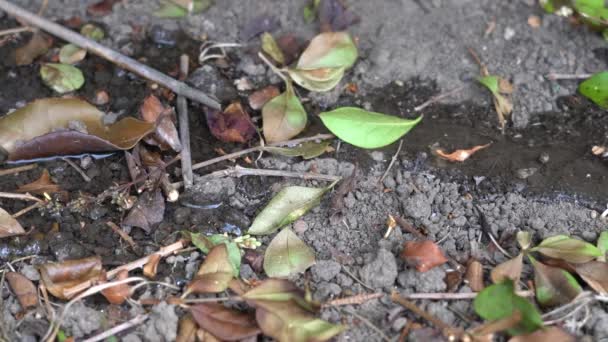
left=62, top=158, right=91, bottom=182
left=0, top=163, right=36, bottom=176
left=379, top=140, right=403, bottom=184
left=0, top=192, right=43, bottom=203
left=106, top=239, right=186, bottom=279
left=181, top=296, right=240, bottom=304
left=546, top=72, right=592, bottom=81
left=0, top=26, right=31, bottom=37
left=403, top=290, right=534, bottom=300
left=258, top=52, right=288, bottom=83
left=394, top=216, right=426, bottom=239
left=206, top=165, right=341, bottom=182
left=487, top=231, right=512, bottom=259
left=0, top=0, right=220, bottom=110
left=324, top=292, right=383, bottom=307
left=82, top=314, right=149, bottom=342
left=106, top=222, right=138, bottom=250
left=12, top=202, right=42, bottom=218
left=414, top=86, right=465, bottom=112
left=177, top=54, right=193, bottom=189
left=342, top=308, right=391, bottom=342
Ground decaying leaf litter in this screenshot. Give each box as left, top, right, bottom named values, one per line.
left=0, top=0, right=595, bottom=338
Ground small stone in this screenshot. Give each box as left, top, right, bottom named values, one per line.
left=234, top=77, right=253, bottom=91
left=359, top=249, right=398, bottom=288
left=19, top=264, right=40, bottom=281
left=92, top=90, right=109, bottom=105
left=538, top=152, right=550, bottom=164
left=528, top=15, right=541, bottom=28
left=504, top=27, right=516, bottom=40
left=293, top=220, right=308, bottom=234
left=80, top=155, right=93, bottom=170
left=248, top=85, right=280, bottom=110
left=311, top=260, right=342, bottom=282
left=314, top=282, right=341, bottom=300
left=370, top=151, right=384, bottom=162
left=515, top=167, right=538, bottom=179
left=453, top=216, right=467, bottom=226
left=149, top=25, right=178, bottom=46
left=391, top=317, right=408, bottom=332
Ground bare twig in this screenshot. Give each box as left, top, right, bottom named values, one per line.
left=0, top=26, right=31, bottom=36
left=12, top=202, right=42, bottom=218
left=82, top=314, right=149, bottom=342
left=107, top=239, right=186, bottom=279
left=0, top=0, right=220, bottom=109
left=403, top=290, right=534, bottom=300
left=546, top=72, right=593, bottom=81
left=0, top=192, right=43, bottom=203
left=106, top=222, right=138, bottom=250
left=324, top=292, right=383, bottom=308
left=258, top=52, right=288, bottom=83
left=379, top=140, right=403, bottom=184
left=0, top=163, right=37, bottom=176
left=62, top=158, right=91, bottom=182
left=394, top=216, right=426, bottom=239
left=414, top=86, right=465, bottom=112
left=205, top=165, right=341, bottom=182
left=177, top=54, right=193, bottom=189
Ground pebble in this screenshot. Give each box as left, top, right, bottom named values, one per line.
left=538, top=152, right=550, bottom=164
left=504, top=27, right=516, bottom=40
left=391, top=317, right=408, bottom=332
left=515, top=167, right=538, bottom=179
left=149, top=25, right=178, bottom=46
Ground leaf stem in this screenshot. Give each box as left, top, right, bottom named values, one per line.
left=258, top=52, right=289, bottom=83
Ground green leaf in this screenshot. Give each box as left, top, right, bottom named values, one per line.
left=261, top=32, right=285, bottom=65
left=528, top=255, right=582, bottom=308
left=154, top=1, right=187, bottom=17
left=40, top=63, right=85, bottom=93
left=264, top=228, right=316, bottom=278
left=579, top=71, right=608, bottom=108
left=265, top=140, right=332, bottom=159
left=319, top=107, right=422, bottom=149
left=288, top=67, right=345, bottom=92
left=530, top=235, right=602, bottom=263
left=225, top=241, right=242, bottom=277
left=186, top=244, right=235, bottom=294
left=478, top=75, right=500, bottom=94
left=474, top=280, right=543, bottom=335
left=59, top=44, right=87, bottom=65
left=80, top=24, right=104, bottom=41
left=262, top=81, right=307, bottom=143
left=598, top=231, right=608, bottom=262
left=248, top=184, right=334, bottom=235
left=303, top=0, right=320, bottom=23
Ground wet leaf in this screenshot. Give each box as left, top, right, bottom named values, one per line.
left=400, top=240, right=448, bottom=272
left=573, top=261, right=608, bottom=295
left=319, top=107, right=422, bottom=149
left=187, top=244, right=235, bottom=294
left=122, top=190, right=165, bottom=233
left=206, top=102, right=257, bottom=143
left=176, top=315, right=198, bottom=342
left=529, top=256, right=581, bottom=307
left=59, top=44, right=87, bottom=65
left=466, top=259, right=485, bottom=292
left=597, top=231, right=608, bottom=262
left=530, top=235, right=602, bottom=263
left=248, top=85, right=280, bottom=110
left=433, top=143, right=491, bottom=162
left=0, top=207, right=25, bottom=239
left=15, top=31, right=53, bottom=65
left=508, top=326, right=576, bottom=342
left=261, top=32, right=285, bottom=65
left=80, top=24, right=105, bottom=41
left=266, top=140, right=333, bottom=160
left=262, top=82, right=307, bottom=143
left=491, top=253, right=524, bottom=285
left=6, top=272, right=38, bottom=309
left=39, top=256, right=103, bottom=300
left=40, top=63, right=85, bottom=94
left=318, top=0, right=360, bottom=32
left=248, top=183, right=333, bottom=235
left=16, top=169, right=60, bottom=194
left=190, top=303, right=260, bottom=341
left=87, top=0, right=121, bottom=16
left=264, top=228, right=316, bottom=278
left=478, top=75, right=513, bottom=131
left=473, top=280, right=543, bottom=335
left=100, top=269, right=130, bottom=304
left=140, top=95, right=182, bottom=151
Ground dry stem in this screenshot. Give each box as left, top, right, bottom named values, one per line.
left=379, top=139, right=403, bottom=184
left=177, top=54, right=194, bottom=189
left=0, top=163, right=37, bottom=177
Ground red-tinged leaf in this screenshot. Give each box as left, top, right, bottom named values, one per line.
left=206, top=102, right=257, bottom=143
left=573, top=261, right=608, bottom=295
left=101, top=269, right=130, bottom=304
left=16, top=169, right=60, bottom=194
left=248, top=85, right=280, bottom=110
left=433, top=143, right=491, bottom=162
left=508, top=326, right=576, bottom=342
left=529, top=256, right=582, bottom=308
left=190, top=303, right=261, bottom=341
left=400, top=240, right=448, bottom=272
left=87, top=0, right=122, bottom=16
left=318, top=0, right=360, bottom=32
left=140, top=95, right=182, bottom=152
left=122, top=190, right=165, bottom=233
left=39, top=256, right=103, bottom=300
left=186, top=244, right=235, bottom=294
left=6, top=272, right=38, bottom=310
left=491, top=253, right=524, bottom=285
left=276, top=34, right=304, bottom=65
left=15, top=31, right=53, bottom=65
left=0, top=207, right=25, bottom=239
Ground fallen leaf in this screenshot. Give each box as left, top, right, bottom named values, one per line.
left=579, top=71, right=608, bottom=108
left=140, top=95, right=182, bottom=152
left=478, top=75, right=513, bottom=131
left=248, top=85, right=280, bottom=110
left=59, top=44, right=87, bottom=65
left=529, top=256, right=581, bottom=307
left=248, top=183, right=334, bottom=235
left=319, top=107, right=422, bottom=149
left=0, top=207, right=25, bottom=238
left=16, top=169, right=60, bottom=194
left=508, top=326, right=575, bottom=342
left=530, top=235, right=602, bottom=264
left=87, top=0, right=122, bottom=16
left=276, top=34, right=304, bottom=65
left=100, top=269, right=130, bottom=304
left=573, top=261, right=608, bottom=295
left=40, top=63, right=85, bottom=93
left=155, top=0, right=213, bottom=17
left=143, top=254, right=161, bottom=278
left=6, top=272, right=38, bottom=309
left=176, top=315, right=198, bottom=342
left=15, top=31, right=53, bottom=65
left=265, top=140, right=333, bottom=160
left=261, top=32, right=285, bottom=65
left=433, top=143, right=491, bottom=162
left=318, top=0, right=360, bottom=32
left=598, top=231, right=608, bottom=262
left=186, top=244, right=235, bottom=294
left=466, top=259, right=485, bottom=292
left=185, top=232, right=241, bottom=277
left=445, top=270, right=463, bottom=292
left=39, top=256, right=103, bottom=300
left=122, top=190, right=165, bottom=233
left=190, top=303, right=261, bottom=341
left=242, top=278, right=309, bottom=307
left=240, top=14, right=279, bottom=41
left=491, top=253, right=524, bottom=285
left=206, top=102, right=257, bottom=143
left=264, top=228, right=316, bottom=278
left=80, top=24, right=105, bottom=41
left=262, top=81, right=307, bottom=143
left=400, top=240, right=448, bottom=272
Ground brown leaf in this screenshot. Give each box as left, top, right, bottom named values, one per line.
left=15, top=31, right=53, bottom=65
left=573, top=261, right=608, bottom=295
left=143, top=254, right=161, bottom=278
left=140, top=95, right=182, bottom=152
left=400, top=240, right=448, bottom=272
left=16, top=169, right=60, bottom=194
left=122, top=190, right=165, bottom=233
left=87, top=0, right=122, bottom=16
left=6, top=272, right=38, bottom=309
left=530, top=257, right=581, bottom=307
left=0, top=207, right=26, bottom=238
left=39, top=256, right=103, bottom=300
left=433, top=143, right=491, bottom=162
left=177, top=315, right=198, bottom=342
left=190, top=303, right=261, bottom=341
left=466, top=259, right=485, bottom=292
left=276, top=34, right=304, bottom=65
left=508, top=326, right=576, bottom=342
left=101, top=269, right=130, bottom=305
left=186, top=244, right=235, bottom=294
left=243, top=249, right=264, bottom=274
left=445, top=270, right=463, bottom=292
left=491, top=253, right=523, bottom=285
left=248, top=86, right=280, bottom=110
left=206, top=102, right=257, bottom=143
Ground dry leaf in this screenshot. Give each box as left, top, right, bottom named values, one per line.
left=176, top=315, right=198, bottom=342
left=466, top=260, right=485, bottom=292
left=248, top=85, right=280, bottom=110
left=186, top=244, right=235, bottom=294
left=573, top=261, right=608, bottom=295
left=445, top=270, right=463, bottom=292
left=140, top=95, right=182, bottom=152
left=0, top=207, right=26, bottom=238
left=39, top=256, right=103, bottom=300
left=206, top=102, right=257, bottom=143
left=16, top=169, right=60, bottom=194
left=491, top=253, right=523, bottom=285
left=190, top=303, right=261, bottom=341
left=15, top=31, right=53, bottom=65
left=6, top=272, right=38, bottom=310
left=122, top=190, right=165, bottom=233
left=433, top=143, right=491, bottom=162
left=400, top=240, right=448, bottom=272
left=143, top=254, right=161, bottom=278
left=101, top=269, right=130, bottom=305
left=87, top=0, right=121, bottom=16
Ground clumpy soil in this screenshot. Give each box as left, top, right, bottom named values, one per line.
left=1, top=0, right=608, bottom=341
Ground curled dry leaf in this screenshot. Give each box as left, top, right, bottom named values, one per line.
left=491, top=253, right=523, bottom=285
left=190, top=303, right=261, bottom=341
left=261, top=32, right=285, bottom=65
left=466, top=259, right=485, bottom=292
left=122, top=189, right=165, bottom=233
left=573, top=261, right=608, bottom=295
left=39, top=256, right=103, bottom=300
left=0, top=207, right=25, bottom=238
left=16, top=169, right=60, bottom=194
left=0, top=98, right=154, bottom=162
left=140, top=94, right=182, bottom=152
left=529, top=256, right=581, bottom=308
left=101, top=269, right=130, bottom=305
left=400, top=240, right=448, bottom=272
left=80, top=24, right=105, bottom=41
left=263, top=228, right=316, bottom=278
left=186, top=244, right=235, bottom=294
left=143, top=254, right=161, bottom=278
left=262, top=82, right=307, bottom=143
left=249, top=85, right=280, bottom=110
left=6, top=272, right=38, bottom=310
left=508, top=326, right=575, bottom=342
left=15, top=31, right=53, bottom=66
left=206, top=102, right=257, bottom=143
left=433, top=143, right=491, bottom=162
